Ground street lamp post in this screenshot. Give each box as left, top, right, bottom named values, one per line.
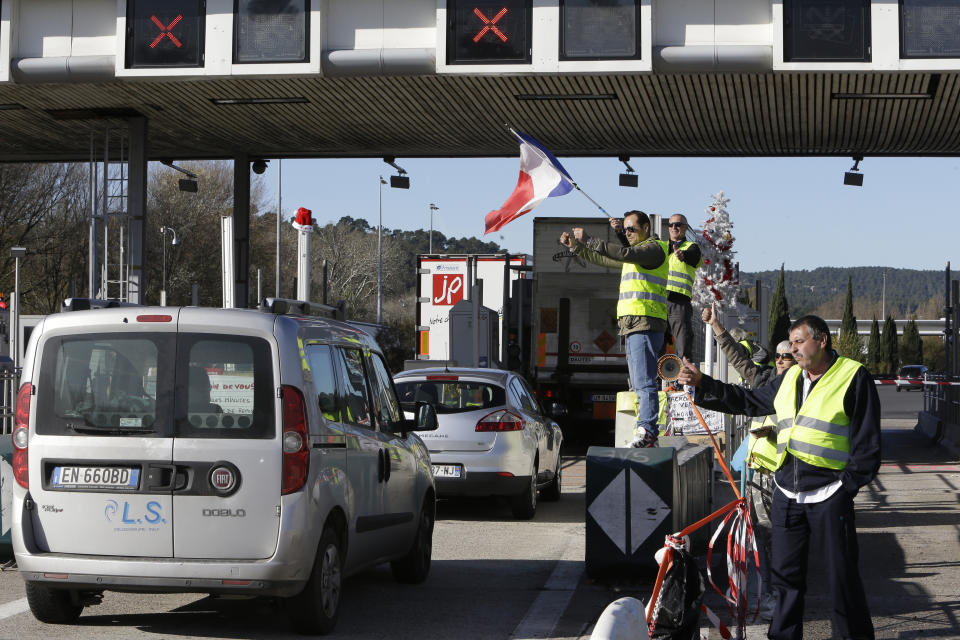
left=160, top=226, right=179, bottom=306
left=377, top=176, right=387, bottom=324
left=10, top=247, right=25, bottom=371
left=429, top=203, right=439, bottom=253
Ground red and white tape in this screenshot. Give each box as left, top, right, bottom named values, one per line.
left=874, top=379, right=960, bottom=386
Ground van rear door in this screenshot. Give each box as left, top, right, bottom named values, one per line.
left=31, top=321, right=177, bottom=557
left=168, top=317, right=281, bottom=560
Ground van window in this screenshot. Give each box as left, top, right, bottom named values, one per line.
left=305, top=344, right=341, bottom=422
left=175, top=334, right=275, bottom=439
left=37, top=334, right=174, bottom=436
left=334, top=347, right=372, bottom=427
left=367, top=353, right=402, bottom=429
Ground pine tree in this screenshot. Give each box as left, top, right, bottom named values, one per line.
left=867, top=316, right=882, bottom=374
left=768, top=264, right=791, bottom=355
left=900, top=316, right=922, bottom=364
left=836, top=275, right=864, bottom=362
left=881, top=315, right=899, bottom=375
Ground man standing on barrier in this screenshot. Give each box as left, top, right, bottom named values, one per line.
left=665, top=214, right=702, bottom=361
left=560, top=210, right=668, bottom=448
left=677, top=314, right=879, bottom=640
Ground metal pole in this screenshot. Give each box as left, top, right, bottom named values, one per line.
left=429, top=203, right=438, bottom=254
left=88, top=131, right=98, bottom=298
left=378, top=176, right=385, bottom=324
left=12, top=255, right=20, bottom=371
left=161, top=228, right=167, bottom=306
left=276, top=159, right=282, bottom=297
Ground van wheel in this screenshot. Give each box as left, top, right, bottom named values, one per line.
left=541, top=459, right=562, bottom=502
left=24, top=582, right=83, bottom=624
left=510, top=466, right=538, bottom=520
left=287, top=526, right=342, bottom=635
left=391, top=498, right=434, bottom=584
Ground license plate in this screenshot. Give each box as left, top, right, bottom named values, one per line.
left=432, top=464, right=462, bottom=479
left=51, top=466, right=140, bottom=490
left=591, top=394, right=616, bottom=402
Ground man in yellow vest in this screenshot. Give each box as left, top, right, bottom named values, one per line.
left=560, top=210, right=668, bottom=448
left=665, top=214, right=702, bottom=361
left=677, top=315, right=879, bottom=640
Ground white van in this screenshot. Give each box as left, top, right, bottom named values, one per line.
left=11, top=299, right=438, bottom=635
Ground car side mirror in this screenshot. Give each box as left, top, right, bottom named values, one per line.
left=413, top=402, right=439, bottom=431
left=548, top=402, right=568, bottom=418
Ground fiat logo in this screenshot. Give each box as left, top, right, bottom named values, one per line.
left=210, top=466, right=236, bottom=493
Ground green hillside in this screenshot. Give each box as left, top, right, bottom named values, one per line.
left=740, top=266, right=946, bottom=319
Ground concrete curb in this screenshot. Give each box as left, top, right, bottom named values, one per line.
left=589, top=597, right=647, bottom=640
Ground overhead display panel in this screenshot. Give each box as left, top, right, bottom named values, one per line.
left=126, top=0, right=205, bottom=68
left=783, top=0, right=871, bottom=62
left=560, top=0, right=640, bottom=60
left=901, top=0, right=960, bottom=58
left=235, top=0, right=308, bottom=63
left=447, top=0, right=532, bottom=65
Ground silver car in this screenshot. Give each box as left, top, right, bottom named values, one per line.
left=11, top=300, right=438, bottom=635
left=393, top=368, right=563, bottom=520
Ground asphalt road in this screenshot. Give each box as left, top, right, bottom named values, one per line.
left=0, top=386, right=928, bottom=639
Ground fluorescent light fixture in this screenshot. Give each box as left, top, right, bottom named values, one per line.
left=832, top=93, right=932, bottom=100
left=515, top=93, right=617, bottom=101
left=210, top=97, right=309, bottom=105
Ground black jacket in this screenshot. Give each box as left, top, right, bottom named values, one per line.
left=694, top=353, right=882, bottom=495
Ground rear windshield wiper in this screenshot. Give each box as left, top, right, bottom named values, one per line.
left=64, top=422, right=155, bottom=436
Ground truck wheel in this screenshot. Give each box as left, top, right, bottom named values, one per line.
left=287, top=526, right=342, bottom=635
left=24, top=581, right=83, bottom=624
left=541, top=459, right=562, bottom=502
left=510, top=465, right=538, bottom=520
left=391, top=497, right=434, bottom=584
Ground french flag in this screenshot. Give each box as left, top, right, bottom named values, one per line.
left=484, top=131, right=575, bottom=234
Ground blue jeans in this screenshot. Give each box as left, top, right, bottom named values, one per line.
left=625, top=330, right=664, bottom=436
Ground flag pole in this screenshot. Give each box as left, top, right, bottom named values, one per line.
left=507, top=126, right=614, bottom=220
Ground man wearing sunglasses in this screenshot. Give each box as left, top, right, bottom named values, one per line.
left=678, top=315, right=880, bottom=640
left=560, top=210, right=668, bottom=448
left=665, top=214, right=703, bottom=362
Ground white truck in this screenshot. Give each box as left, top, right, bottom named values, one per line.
left=528, top=216, right=671, bottom=444
left=414, top=254, right=532, bottom=367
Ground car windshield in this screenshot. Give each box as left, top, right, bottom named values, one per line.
left=395, top=380, right=505, bottom=414
left=900, top=366, right=925, bottom=377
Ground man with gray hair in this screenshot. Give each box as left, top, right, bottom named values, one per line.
left=678, top=314, right=880, bottom=640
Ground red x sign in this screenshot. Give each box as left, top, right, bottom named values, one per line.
left=472, top=7, right=509, bottom=43
left=149, top=14, right=183, bottom=49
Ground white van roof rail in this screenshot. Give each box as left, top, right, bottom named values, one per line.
left=259, top=297, right=345, bottom=320
left=62, top=298, right=143, bottom=312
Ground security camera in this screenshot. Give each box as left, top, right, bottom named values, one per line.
left=251, top=159, right=268, bottom=174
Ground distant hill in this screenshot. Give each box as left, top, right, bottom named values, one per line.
left=739, top=267, right=946, bottom=319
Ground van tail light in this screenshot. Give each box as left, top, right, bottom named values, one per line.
left=13, top=383, right=32, bottom=489
left=280, top=385, right=309, bottom=495
left=476, top=410, right=524, bottom=432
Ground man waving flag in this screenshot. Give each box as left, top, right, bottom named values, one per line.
left=484, top=130, right=575, bottom=234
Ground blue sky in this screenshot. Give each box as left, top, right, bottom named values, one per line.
left=257, top=154, right=958, bottom=273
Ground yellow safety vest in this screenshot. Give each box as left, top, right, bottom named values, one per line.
left=747, top=414, right=780, bottom=472
left=665, top=241, right=702, bottom=298
left=772, top=357, right=862, bottom=470
left=616, top=239, right=668, bottom=321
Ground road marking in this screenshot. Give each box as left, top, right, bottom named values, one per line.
left=0, top=598, right=29, bottom=620
left=510, top=531, right=582, bottom=640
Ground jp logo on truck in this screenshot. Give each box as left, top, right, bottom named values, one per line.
left=433, top=274, right=464, bottom=305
